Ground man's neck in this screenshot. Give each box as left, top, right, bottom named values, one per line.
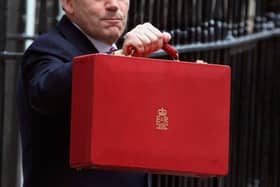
left=72, top=22, right=117, bottom=53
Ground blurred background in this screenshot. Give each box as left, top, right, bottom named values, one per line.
left=0, top=0, right=280, bottom=186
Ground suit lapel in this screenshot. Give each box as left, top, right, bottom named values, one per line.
left=56, top=15, right=98, bottom=55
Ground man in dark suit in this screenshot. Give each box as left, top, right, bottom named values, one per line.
left=17, top=0, right=171, bottom=187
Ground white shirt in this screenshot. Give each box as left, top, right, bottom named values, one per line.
left=72, top=22, right=117, bottom=53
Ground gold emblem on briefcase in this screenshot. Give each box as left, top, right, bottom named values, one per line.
left=156, top=107, right=168, bottom=130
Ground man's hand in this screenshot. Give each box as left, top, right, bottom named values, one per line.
left=122, top=23, right=171, bottom=57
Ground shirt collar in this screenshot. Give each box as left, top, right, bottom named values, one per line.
left=72, top=22, right=117, bottom=53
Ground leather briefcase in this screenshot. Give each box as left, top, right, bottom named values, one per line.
left=70, top=49, right=231, bottom=176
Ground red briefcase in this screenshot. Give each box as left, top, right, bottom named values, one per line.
left=70, top=47, right=231, bottom=176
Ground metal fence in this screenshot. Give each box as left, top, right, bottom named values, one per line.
left=1, top=0, right=280, bottom=187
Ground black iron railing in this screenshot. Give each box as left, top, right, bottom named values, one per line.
left=0, top=0, right=7, bottom=186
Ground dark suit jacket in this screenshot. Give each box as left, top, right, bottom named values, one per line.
left=17, top=15, right=147, bottom=187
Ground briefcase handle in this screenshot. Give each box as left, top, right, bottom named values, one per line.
left=162, top=44, right=179, bottom=61
left=113, top=43, right=179, bottom=61
left=129, top=43, right=179, bottom=61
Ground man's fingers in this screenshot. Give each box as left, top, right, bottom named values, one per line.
left=134, top=32, right=153, bottom=56
left=123, top=23, right=172, bottom=57
left=138, top=29, right=162, bottom=54
left=145, top=23, right=162, bottom=37
left=123, top=34, right=145, bottom=56
left=162, top=32, right=172, bottom=43
left=123, top=31, right=155, bottom=56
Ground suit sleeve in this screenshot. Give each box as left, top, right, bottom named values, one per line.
left=22, top=45, right=73, bottom=115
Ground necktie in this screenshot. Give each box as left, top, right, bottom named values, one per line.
left=109, top=46, right=118, bottom=53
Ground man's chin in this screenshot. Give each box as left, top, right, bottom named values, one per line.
left=107, top=26, right=123, bottom=34
left=100, top=33, right=121, bottom=45
left=104, top=31, right=123, bottom=42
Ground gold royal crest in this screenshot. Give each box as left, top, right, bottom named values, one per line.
left=156, top=107, right=168, bottom=131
